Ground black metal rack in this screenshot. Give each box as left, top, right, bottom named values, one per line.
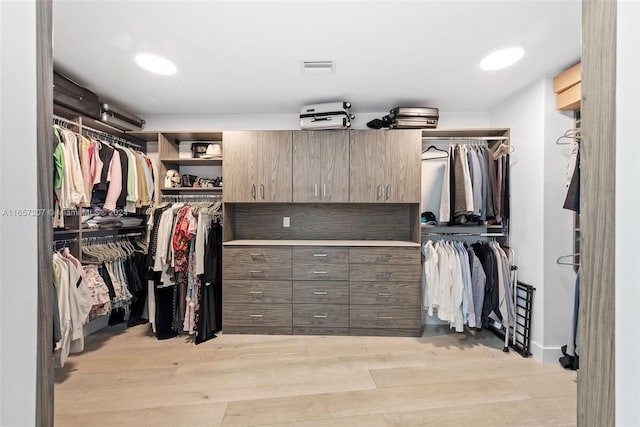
left=488, top=280, right=535, bottom=357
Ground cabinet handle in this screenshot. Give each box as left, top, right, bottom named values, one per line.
left=314, top=314, right=328, bottom=318
left=250, top=314, right=264, bottom=318
left=250, top=291, right=264, bottom=295
left=313, top=254, right=327, bottom=257
left=378, top=292, right=392, bottom=297
left=250, top=270, right=263, bottom=274
left=385, top=184, right=391, bottom=200
left=260, top=184, right=265, bottom=199
left=376, top=184, right=383, bottom=200
left=378, top=316, right=393, bottom=319
left=314, top=183, right=318, bottom=197
left=251, top=184, right=256, bottom=200
left=323, top=183, right=326, bottom=198
left=313, top=291, right=328, bottom=295
left=250, top=253, right=264, bottom=257
left=314, top=271, right=328, bottom=275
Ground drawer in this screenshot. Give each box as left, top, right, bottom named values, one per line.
left=293, top=281, right=349, bottom=304
left=294, top=327, right=349, bottom=336
left=349, top=247, right=420, bottom=265
left=293, top=248, right=348, bottom=281
left=350, top=305, right=421, bottom=329
left=223, top=247, right=292, bottom=280
left=350, top=263, right=421, bottom=282
left=223, top=303, right=291, bottom=327
left=223, top=280, right=292, bottom=304
left=224, top=326, right=292, bottom=335
left=293, top=304, right=349, bottom=328
left=350, top=282, right=420, bottom=305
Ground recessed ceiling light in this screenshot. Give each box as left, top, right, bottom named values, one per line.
left=480, top=47, right=525, bottom=71
left=134, top=53, right=177, bottom=75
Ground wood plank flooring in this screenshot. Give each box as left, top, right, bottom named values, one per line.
left=55, top=325, right=576, bottom=426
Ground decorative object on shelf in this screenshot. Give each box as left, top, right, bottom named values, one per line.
left=165, top=169, right=182, bottom=188
left=190, top=142, right=209, bottom=158
left=195, top=177, right=222, bottom=189
left=200, top=143, right=222, bottom=159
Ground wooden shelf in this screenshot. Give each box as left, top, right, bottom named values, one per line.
left=422, top=128, right=509, bottom=138
left=53, top=228, right=81, bottom=235
left=81, top=226, right=147, bottom=237
left=161, top=187, right=223, bottom=192
left=127, top=130, right=223, bottom=142
left=223, top=239, right=420, bottom=247
left=161, top=157, right=222, bottom=166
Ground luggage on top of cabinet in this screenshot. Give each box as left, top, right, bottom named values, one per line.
left=300, top=101, right=355, bottom=130
left=53, top=71, right=101, bottom=119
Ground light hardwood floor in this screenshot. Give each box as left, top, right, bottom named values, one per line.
left=55, top=325, right=576, bottom=426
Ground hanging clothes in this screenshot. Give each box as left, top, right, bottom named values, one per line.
left=146, top=201, right=222, bottom=344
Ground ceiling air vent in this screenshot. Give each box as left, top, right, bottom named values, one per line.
left=301, top=60, right=335, bottom=74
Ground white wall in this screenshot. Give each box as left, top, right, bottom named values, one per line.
left=616, top=1, right=640, bottom=424
left=490, top=77, right=575, bottom=364
left=0, top=1, right=39, bottom=425
left=542, top=80, right=577, bottom=363
left=142, top=111, right=490, bottom=131
left=491, top=80, right=546, bottom=361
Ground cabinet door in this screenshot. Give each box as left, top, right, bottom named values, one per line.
left=320, top=130, right=349, bottom=202
left=293, top=131, right=322, bottom=202
left=386, top=130, right=421, bottom=203
left=223, top=131, right=259, bottom=202
left=349, top=130, right=387, bottom=202
left=293, top=131, right=349, bottom=202
left=257, top=131, right=292, bottom=202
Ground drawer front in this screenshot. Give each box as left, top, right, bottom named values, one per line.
left=294, top=327, right=349, bottom=336
left=224, top=280, right=292, bottom=304
left=350, top=263, right=421, bottom=282
left=349, top=247, right=420, bottom=265
left=293, top=281, right=349, bottom=304
left=223, top=303, right=292, bottom=327
left=223, top=247, right=292, bottom=280
left=350, top=282, right=420, bottom=305
left=293, top=304, right=349, bottom=327
left=350, top=305, right=421, bottom=329
left=224, top=326, right=292, bottom=335
left=293, top=248, right=349, bottom=280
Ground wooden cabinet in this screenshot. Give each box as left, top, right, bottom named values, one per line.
left=349, top=130, right=420, bottom=203
left=292, top=131, right=349, bottom=202
left=349, top=247, right=422, bottom=336
left=223, top=131, right=292, bottom=202
left=222, top=246, right=293, bottom=334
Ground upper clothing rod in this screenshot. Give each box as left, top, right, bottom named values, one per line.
left=53, top=114, right=142, bottom=150
left=421, top=136, right=508, bottom=141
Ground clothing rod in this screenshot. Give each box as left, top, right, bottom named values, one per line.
left=421, top=136, right=508, bottom=141
left=53, top=114, right=142, bottom=150
left=81, top=232, right=143, bottom=242
left=161, top=194, right=223, bottom=200
left=422, top=232, right=505, bottom=237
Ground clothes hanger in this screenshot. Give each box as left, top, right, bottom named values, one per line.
left=422, top=145, right=449, bottom=160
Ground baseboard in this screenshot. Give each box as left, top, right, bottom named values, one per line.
left=530, top=340, right=564, bottom=365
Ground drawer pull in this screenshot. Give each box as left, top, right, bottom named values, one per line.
left=250, top=314, right=264, bottom=318
left=314, top=271, right=328, bottom=275
left=313, top=291, right=328, bottom=295
left=378, top=316, right=393, bottom=320
left=250, top=253, right=264, bottom=257
left=378, top=292, right=392, bottom=297
left=250, top=291, right=264, bottom=295
left=313, top=254, right=328, bottom=257
left=314, top=314, right=328, bottom=318
left=250, top=270, right=263, bottom=274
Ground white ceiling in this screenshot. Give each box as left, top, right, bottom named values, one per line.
left=53, top=0, right=581, bottom=116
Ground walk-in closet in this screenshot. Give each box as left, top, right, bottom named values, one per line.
left=2, top=0, right=636, bottom=426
